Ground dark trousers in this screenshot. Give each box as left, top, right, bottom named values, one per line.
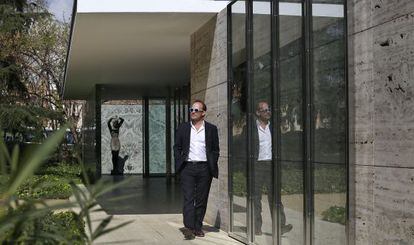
left=180, top=161, right=213, bottom=231
left=111, top=150, right=119, bottom=173
left=254, top=161, right=286, bottom=231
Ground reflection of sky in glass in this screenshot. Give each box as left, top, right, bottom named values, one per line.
left=46, top=0, right=74, bottom=22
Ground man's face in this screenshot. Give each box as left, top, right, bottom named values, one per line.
left=256, top=102, right=271, bottom=122
left=190, top=102, right=206, bottom=122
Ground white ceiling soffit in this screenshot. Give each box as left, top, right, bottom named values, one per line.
left=63, top=0, right=229, bottom=100
left=78, top=0, right=229, bottom=13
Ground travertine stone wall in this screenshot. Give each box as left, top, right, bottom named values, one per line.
left=348, top=1, right=414, bottom=244
left=190, top=9, right=229, bottom=231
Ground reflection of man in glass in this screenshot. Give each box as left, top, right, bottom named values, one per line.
left=108, top=116, right=124, bottom=175
left=254, top=101, right=292, bottom=235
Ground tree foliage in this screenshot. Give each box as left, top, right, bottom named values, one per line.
left=0, top=0, right=82, bottom=143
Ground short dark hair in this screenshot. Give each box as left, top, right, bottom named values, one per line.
left=193, top=100, right=207, bottom=111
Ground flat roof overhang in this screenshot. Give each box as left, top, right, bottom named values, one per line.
left=63, top=0, right=229, bottom=100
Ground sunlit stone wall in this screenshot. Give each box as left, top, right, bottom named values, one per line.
left=348, top=1, right=414, bottom=244
left=191, top=9, right=229, bottom=230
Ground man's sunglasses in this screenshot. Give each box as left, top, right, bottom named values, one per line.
left=189, top=108, right=204, bottom=113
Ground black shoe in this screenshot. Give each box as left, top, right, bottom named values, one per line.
left=193, top=229, right=205, bottom=237
left=255, top=229, right=262, bottom=236
left=179, top=227, right=195, bottom=240
left=281, top=224, right=293, bottom=234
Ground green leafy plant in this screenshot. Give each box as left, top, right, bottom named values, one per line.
left=1, top=209, right=85, bottom=244
left=321, top=206, right=346, bottom=225
left=37, top=162, right=82, bottom=179
left=17, top=175, right=73, bottom=199
left=0, top=126, right=133, bottom=244
left=232, top=171, right=247, bottom=197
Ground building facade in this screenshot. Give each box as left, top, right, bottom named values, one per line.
left=64, top=0, right=414, bottom=244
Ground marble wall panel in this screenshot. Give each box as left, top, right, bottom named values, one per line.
left=372, top=167, right=414, bottom=244
left=192, top=82, right=228, bottom=157
left=191, top=10, right=227, bottom=94
left=348, top=0, right=414, bottom=35
left=101, top=104, right=143, bottom=174
left=370, top=0, right=414, bottom=30
left=347, top=2, right=414, bottom=244
left=347, top=0, right=372, bottom=35
left=349, top=29, right=375, bottom=167
left=148, top=101, right=166, bottom=174
left=349, top=29, right=374, bottom=130
left=372, top=12, right=414, bottom=168
left=354, top=165, right=374, bottom=244
left=205, top=156, right=230, bottom=230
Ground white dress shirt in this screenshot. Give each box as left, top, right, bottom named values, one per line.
left=187, top=121, right=207, bottom=161
left=257, top=120, right=272, bottom=161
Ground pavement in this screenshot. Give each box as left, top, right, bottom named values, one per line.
left=69, top=176, right=242, bottom=245
left=91, top=212, right=242, bottom=245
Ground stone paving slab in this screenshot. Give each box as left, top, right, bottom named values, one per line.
left=92, top=213, right=243, bottom=245
left=71, top=184, right=241, bottom=244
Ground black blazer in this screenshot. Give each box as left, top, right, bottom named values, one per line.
left=173, top=121, right=220, bottom=178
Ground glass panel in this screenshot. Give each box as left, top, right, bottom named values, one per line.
left=312, top=1, right=346, bottom=244
left=101, top=101, right=143, bottom=174
left=230, top=0, right=248, bottom=239
left=279, top=1, right=304, bottom=244
left=149, top=99, right=166, bottom=174
left=252, top=1, right=272, bottom=244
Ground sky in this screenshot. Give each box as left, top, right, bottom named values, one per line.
left=46, top=0, right=74, bottom=22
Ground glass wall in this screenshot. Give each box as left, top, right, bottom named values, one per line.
left=252, top=1, right=272, bottom=244
left=278, top=1, right=304, bottom=245
left=229, top=0, right=248, bottom=242
left=311, top=1, right=346, bottom=244
left=228, top=1, right=347, bottom=244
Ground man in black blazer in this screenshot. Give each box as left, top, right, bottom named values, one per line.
left=173, top=100, right=219, bottom=238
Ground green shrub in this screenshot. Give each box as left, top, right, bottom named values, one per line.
left=36, top=162, right=82, bottom=181
left=17, top=175, right=73, bottom=199
left=281, top=164, right=346, bottom=195
left=321, top=206, right=346, bottom=225
left=232, top=164, right=346, bottom=196
left=38, top=211, right=86, bottom=244
left=232, top=171, right=247, bottom=197
left=281, top=165, right=303, bottom=195
left=1, top=209, right=86, bottom=244
left=1, top=126, right=133, bottom=244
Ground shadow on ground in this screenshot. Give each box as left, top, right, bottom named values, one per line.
left=97, top=175, right=182, bottom=215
